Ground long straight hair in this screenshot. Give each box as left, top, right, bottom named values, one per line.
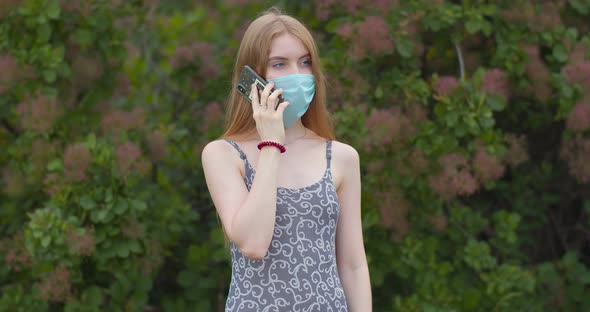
left=222, top=7, right=335, bottom=140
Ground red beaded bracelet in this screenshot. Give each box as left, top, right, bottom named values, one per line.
left=257, top=141, right=286, bottom=153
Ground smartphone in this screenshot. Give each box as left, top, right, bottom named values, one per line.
left=237, top=65, right=283, bottom=109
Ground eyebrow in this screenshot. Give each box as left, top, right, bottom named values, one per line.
left=268, top=53, right=311, bottom=61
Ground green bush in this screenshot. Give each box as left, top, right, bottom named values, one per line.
left=0, top=0, right=589, bottom=311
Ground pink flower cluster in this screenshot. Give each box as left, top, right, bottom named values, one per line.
left=171, top=42, right=219, bottom=77
left=1, top=234, right=32, bottom=272
left=429, top=153, right=479, bottom=201
left=430, top=214, right=448, bottom=232
left=60, top=0, right=91, bottom=15
left=566, top=102, right=590, bottom=132
left=391, top=146, right=430, bottom=178
left=201, top=102, right=224, bottom=133
left=1, top=166, right=25, bottom=196
left=16, top=95, right=62, bottom=133
left=346, top=16, right=394, bottom=59
left=567, top=41, right=588, bottom=63
left=482, top=69, right=510, bottom=101
left=560, top=135, right=590, bottom=184
left=0, top=54, right=19, bottom=93
left=503, top=134, right=529, bottom=167
left=63, top=144, right=92, bottom=182
left=71, top=54, right=104, bottom=89
left=65, top=227, right=95, bottom=257
left=36, top=266, right=72, bottom=303
left=0, top=0, right=21, bottom=19
left=523, top=45, right=551, bottom=101
left=563, top=61, right=590, bottom=85
left=563, top=61, right=590, bottom=102
left=364, top=107, right=414, bottom=151
left=101, top=107, right=145, bottom=138
left=376, top=188, right=409, bottom=242
left=434, top=76, right=459, bottom=97
left=472, top=146, right=506, bottom=183
left=43, top=173, right=62, bottom=195
left=315, top=0, right=399, bottom=21
left=116, top=142, right=150, bottom=180
left=501, top=2, right=563, bottom=33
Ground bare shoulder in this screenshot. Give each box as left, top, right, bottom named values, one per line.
left=201, top=139, right=239, bottom=165
left=331, top=140, right=360, bottom=165
left=331, top=141, right=360, bottom=190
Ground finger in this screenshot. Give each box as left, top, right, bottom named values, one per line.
left=268, top=88, right=283, bottom=110
left=250, top=83, right=260, bottom=112
left=260, top=81, right=274, bottom=109
left=275, top=101, right=290, bottom=115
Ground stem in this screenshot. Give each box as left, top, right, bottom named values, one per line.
left=455, top=42, right=465, bottom=80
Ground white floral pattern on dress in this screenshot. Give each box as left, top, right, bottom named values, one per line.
left=224, top=140, right=347, bottom=312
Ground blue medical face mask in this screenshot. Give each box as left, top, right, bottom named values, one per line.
left=268, top=74, right=315, bottom=128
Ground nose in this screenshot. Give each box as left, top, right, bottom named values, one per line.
left=289, top=65, right=300, bottom=75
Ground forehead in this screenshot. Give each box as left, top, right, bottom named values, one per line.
left=268, top=33, right=309, bottom=58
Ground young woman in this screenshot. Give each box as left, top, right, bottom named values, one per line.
left=202, top=7, right=372, bottom=312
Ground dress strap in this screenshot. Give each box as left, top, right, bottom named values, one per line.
left=223, top=139, right=249, bottom=165
left=326, top=140, right=332, bottom=169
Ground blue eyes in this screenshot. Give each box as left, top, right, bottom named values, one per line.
left=271, top=60, right=312, bottom=68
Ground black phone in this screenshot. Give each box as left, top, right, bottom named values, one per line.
left=237, top=65, right=283, bottom=109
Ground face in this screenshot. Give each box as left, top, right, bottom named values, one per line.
left=265, top=33, right=313, bottom=80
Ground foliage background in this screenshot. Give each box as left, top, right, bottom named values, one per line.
left=1, top=0, right=589, bottom=311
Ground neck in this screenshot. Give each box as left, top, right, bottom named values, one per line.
left=284, top=121, right=307, bottom=145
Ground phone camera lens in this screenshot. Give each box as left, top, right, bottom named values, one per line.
left=238, top=85, right=245, bottom=93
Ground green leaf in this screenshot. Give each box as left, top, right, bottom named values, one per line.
left=395, top=37, right=414, bottom=58
left=486, top=94, right=505, bottom=111
left=80, top=196, right=96, bottom=210
left=37, top=26, right=52, bottom=43
left=41, top=236, right=51, bottom=248
left=552, top=44, right=568, bottom=63
left=86, top=132, right=97, bottom=149
left=82, top=286, right=103, bottom=306
left=116, top=243, right=129, bottom=258
left=128, top=240, right=141, bottom=253
left=463, top=288, right=481, bottom=309
left=177, top=270, right=196, bottom=288
left=74, top=28, right=94, bottom=47
left=105, top=188, right=113, bottom=203
left=43, top=70, right=56, bottom=83
left=465, top=19, right=482, bottom=34
left=375, top=85, right=383, bottom=99
left=569, top=0, right=590, bottom=14
left=114, top=200, right=128, bottom=215
left=46, top=0, right=61, bottom=20
left=97, top=210, right=108, bottom=222
left=47, top=159, right=63, bottom=171
left=130, top=199, right=147, bottom=212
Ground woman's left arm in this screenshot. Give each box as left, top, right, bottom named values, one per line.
left=335, top=142, right=372, bottom=311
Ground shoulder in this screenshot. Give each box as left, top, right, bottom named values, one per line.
left=201, top=139, right=240, bottom=164
left=331, top=140, right=360, bottom=165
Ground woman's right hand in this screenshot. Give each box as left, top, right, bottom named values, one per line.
left=251, top=81, right=290, bottom=144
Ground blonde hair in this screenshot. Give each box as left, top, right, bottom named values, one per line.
left=221, top=7, right=335, bottom=140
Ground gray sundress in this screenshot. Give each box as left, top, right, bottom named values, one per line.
left=223, top=139, right=348, bottom=312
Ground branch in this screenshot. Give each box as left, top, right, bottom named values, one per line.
left=1, top=118, right=19, bottom=136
